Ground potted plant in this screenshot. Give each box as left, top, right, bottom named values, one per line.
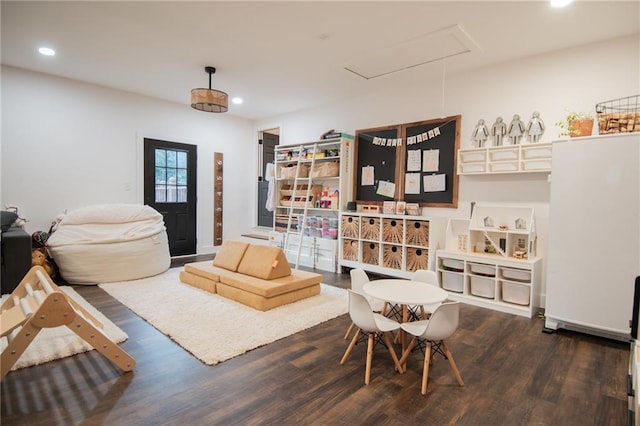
left=556, top=111, right=595, bottom=137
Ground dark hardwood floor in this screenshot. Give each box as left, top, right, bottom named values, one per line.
left=1, top=257, right=631, bottom=425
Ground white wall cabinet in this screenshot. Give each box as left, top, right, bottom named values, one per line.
left=458, top=142, right=552, bottom=175
left=339, top=212, right=446, bottom=279
left=270, top=136, right=354, bottom=272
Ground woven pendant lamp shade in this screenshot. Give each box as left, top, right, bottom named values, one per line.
left=191, top=66, right=228, bottom=113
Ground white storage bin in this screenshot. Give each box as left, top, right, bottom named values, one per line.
left=441, top=258, right=464, bottom=271
left=489, top=161, right=519, bottom=172
left=460, top=163, right=486, bottom=174
left=469, top=262, right=496, bottom=276
left=490, top=148, right=519, bottom=161
left=442, top=271, right=463, bottom=293
left=501, top=281, right=530, bottom=305
left=460, top=150, right=486, bottom=163
left=500, top=267, right=531, bottom=282
left=522, top=144, right=552, bottom=159
left=522, top=159, right=551, bottom=171
left=470, top=275, right=495, bottom=298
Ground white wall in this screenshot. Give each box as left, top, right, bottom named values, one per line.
left=254, top=34, right=640, bottom=303
left=1, top=66, right=255, bottom=254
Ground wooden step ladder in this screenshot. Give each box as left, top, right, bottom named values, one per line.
left=283, top=143, right=318, bottom=269
left=1, top=266, right=135, bottom=378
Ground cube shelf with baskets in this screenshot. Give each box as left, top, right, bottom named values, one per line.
left=339, top=212, right=445, bottom=278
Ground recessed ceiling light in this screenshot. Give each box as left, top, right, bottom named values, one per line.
left=550, top=0, right=573, bottom=8
left=232, top=97, right=243, bottom=105
left=38, top=47, right=56, bottom=56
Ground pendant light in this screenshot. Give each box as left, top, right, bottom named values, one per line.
left=191, top=66, right=228, bottom=113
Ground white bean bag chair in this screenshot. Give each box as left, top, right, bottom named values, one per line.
left=47, top=204, right=170, bottom=284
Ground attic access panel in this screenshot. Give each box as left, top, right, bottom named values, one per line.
left=344, top=24, right=481, bottom=80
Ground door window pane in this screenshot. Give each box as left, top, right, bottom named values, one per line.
left=155, top=149, right=166, bottom=167
left=177, top=169, right=187, bottom=185
left=155, top=184, right=166, bottom=202
left=167, top=150, right=177, bottom=168
left=155, top=167, right=166, bottom=184
left=177, top=151, right=187, bottom=168
left=177, top=186, right=187, bottom=202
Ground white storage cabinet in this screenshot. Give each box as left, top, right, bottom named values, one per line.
left=436, top=204, right=541, bottom=318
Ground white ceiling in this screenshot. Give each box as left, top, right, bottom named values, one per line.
left=2, top=1, right=639, bottom=120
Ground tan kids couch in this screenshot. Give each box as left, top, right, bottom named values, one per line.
left=179, top=241, right=322, bottom=311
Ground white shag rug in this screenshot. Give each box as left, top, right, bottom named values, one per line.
left=1, top=287, right=128, bottom=371
left=99, top=268, right=348, bottom=365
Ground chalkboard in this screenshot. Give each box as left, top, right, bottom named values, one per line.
left=354, top=125, right=401, bottom=203
left=353, top=115, right=460, bottom=208
left=402, top=116, right=460, bottom=207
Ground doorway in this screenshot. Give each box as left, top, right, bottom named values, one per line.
left=257, top=129, right=279, bottom=228
left=144, top=138, right=197, bottom=256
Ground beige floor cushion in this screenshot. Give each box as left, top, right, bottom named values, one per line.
left=236, top=245, right=291, bottom=280
left=216, top=282, right=320, bottom=311
left=212, top=240, right=249, bottom=271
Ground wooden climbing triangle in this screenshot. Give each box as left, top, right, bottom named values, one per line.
left=1, top=266, right=135, bottom=378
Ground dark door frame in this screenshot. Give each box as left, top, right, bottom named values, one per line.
left=143, top=138, right=197, bottom=256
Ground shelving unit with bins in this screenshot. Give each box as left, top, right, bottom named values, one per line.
left=458, top=142, right=552, bottom=175
left=436, top=205, right=541, bottom=318
left=269, top=136, right=353, bottom=272
left=339, top=212, right=445, bottom=279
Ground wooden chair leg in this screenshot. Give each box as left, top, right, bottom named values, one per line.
left=398, top=336, right=418, bottom=366
left=343, top=322, right=355, bottom=340
left=365, top=334, right=374, bottom=385
left=340, top=329, right=361, bottom=364
left=382, top=332, right=404, bottom=374
left=421, top=342, right=432, bottom=395
left=442, top=341, right=465, bottom=387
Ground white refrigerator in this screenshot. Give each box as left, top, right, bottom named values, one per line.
left=544, top=133, right=640, bottom=340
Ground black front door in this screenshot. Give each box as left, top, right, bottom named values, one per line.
left=144, top=138, right=197, bottom=256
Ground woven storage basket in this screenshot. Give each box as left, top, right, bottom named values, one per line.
left=382, top=218, right=403, bottom=244
left=405, top=247, right=428, bottom=272
left=383, top=244, right=403, bottom=270
left=279, top=164, right=309, bottom=179
left=360, top=217, right=380, bottom=241
left=310, top=161, right=339, bottom=178
left=362, top=242, right=379, bottom=265
left=341, top=215, right=360, bottom=238
left=406, top=220, right=429, bottom=246
left=342, top=239, right=358, bottom=261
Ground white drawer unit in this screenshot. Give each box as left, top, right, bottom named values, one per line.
left=458, top=142, right=552, bottom=175
left=436, top=250, right=542, bottom=318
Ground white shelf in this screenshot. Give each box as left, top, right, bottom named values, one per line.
left=271, top=136, right=354, bottom=272
left=438, top=204, right=541, bottom=317
left=458, top=142, right=552, bottom=175
left=436, top=249, right=542, bottom=318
